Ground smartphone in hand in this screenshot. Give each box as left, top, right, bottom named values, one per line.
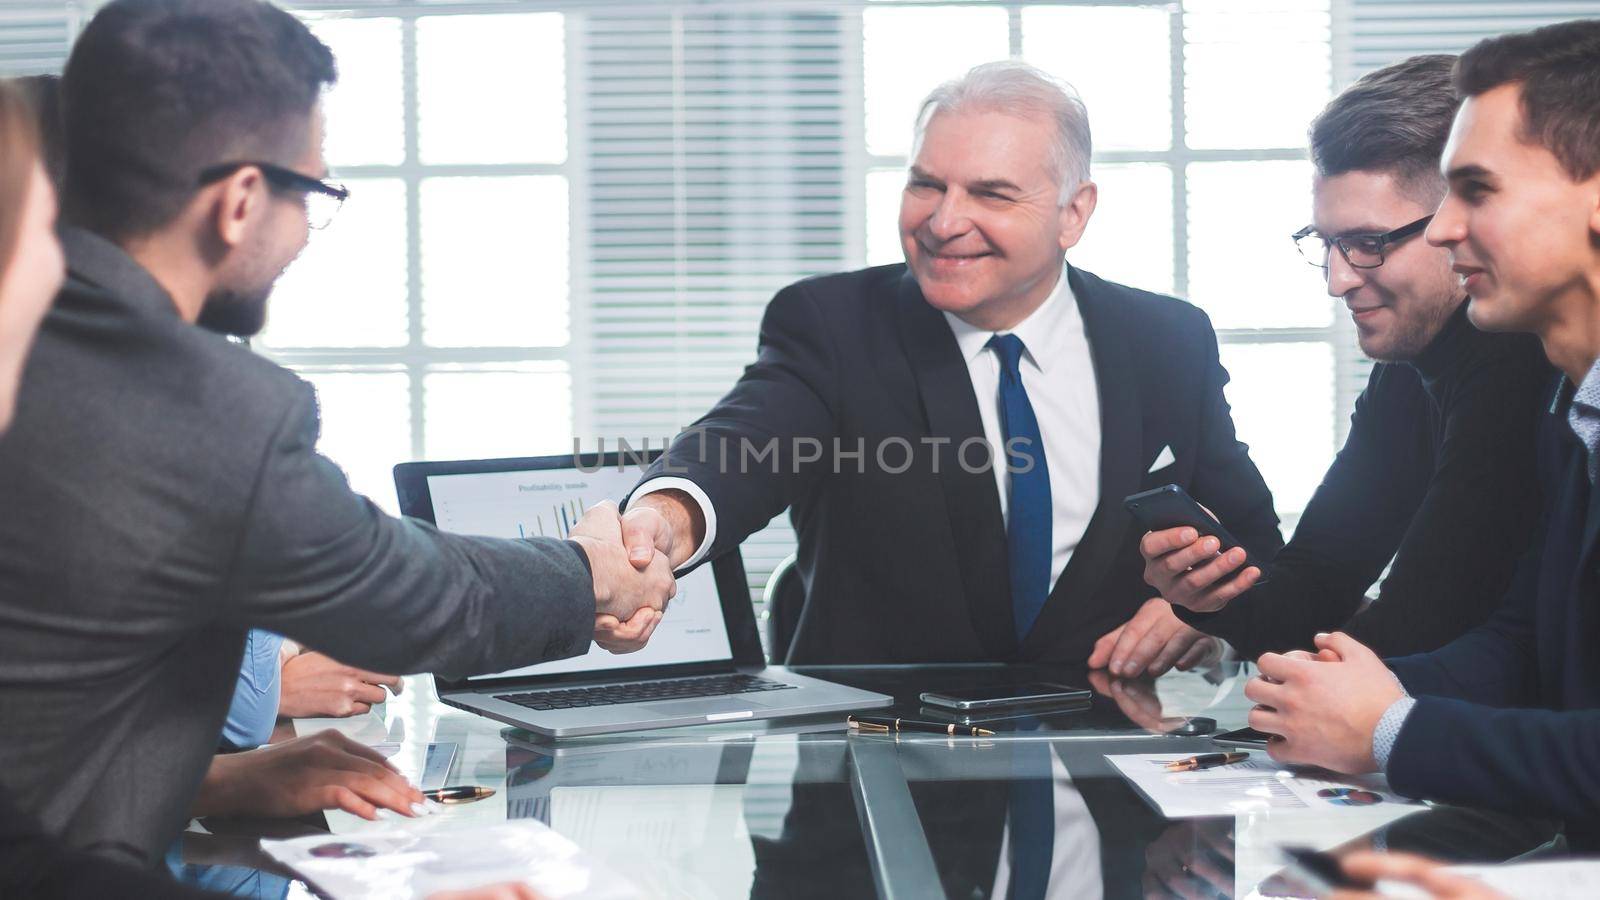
left=1123, top=484, right=1270, bottom=584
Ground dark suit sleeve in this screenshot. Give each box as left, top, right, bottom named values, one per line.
left=1386, top=697, right=1600, bottom=824
left=1176, top=372, right=1396, bottom=657
left=1179, top=353, right=1542, bottom=658
left=1382, top=536, right=1543, bottom=706
left=220, top=386, right=595, bottom=679
left=1181, top=311, right=1283, bottom=562
left=0, top=795, right=223, bottom=899
left=1340, top=356, right=1542, bottom=654
left=1379, top=413, right=1577, bottom=821
left=633, top=280, right=840, bottom=563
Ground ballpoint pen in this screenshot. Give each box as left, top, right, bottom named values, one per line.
left=1164, top=752, right=1250, bottom=772
left=848, top=715, right=995, bottom=737
left=421, top=785, right=497, bottom=804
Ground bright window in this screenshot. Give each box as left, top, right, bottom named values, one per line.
left=261, top=12, right=573, bottom=513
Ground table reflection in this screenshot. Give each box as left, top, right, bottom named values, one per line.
left=902, top=735, right=1107, bottom=899
left=1143, top=819, right=1235, bottom=899
left=160, top=666, right=1564, bottom=899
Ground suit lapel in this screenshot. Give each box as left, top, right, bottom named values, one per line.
left=895, top=273, right=1017, bottom=658
left=1020, top=268, right=1144, bottom=657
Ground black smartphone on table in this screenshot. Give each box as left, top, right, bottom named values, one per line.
left=920, top=682, right=1092, bottom=712
left=1212, top=726, right=1275, bottom=748
left=1123, top=484, right=1270, bottom=584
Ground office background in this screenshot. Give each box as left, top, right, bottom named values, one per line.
left=3, top=0, right=1597, bottom=613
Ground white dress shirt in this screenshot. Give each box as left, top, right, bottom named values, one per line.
left=634, top=263, right=1103, bottom=592
left=942, top=264, right=1101, bottom=593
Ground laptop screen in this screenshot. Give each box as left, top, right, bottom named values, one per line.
left=425, top=462, right=734, bottom=681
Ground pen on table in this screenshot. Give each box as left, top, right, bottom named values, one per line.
left=420, top=785, right=496, bottom=804
left=848, top=715, right=995, bottom=737
left=1164, top=752, right=1250, bottom=772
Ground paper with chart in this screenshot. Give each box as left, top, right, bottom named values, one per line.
left=426, top=464, right=734, bottom=677
left=1106, top=752, right=1418, bottom=819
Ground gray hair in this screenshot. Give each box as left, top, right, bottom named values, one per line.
left=913, top=60, right=1092, bottom=205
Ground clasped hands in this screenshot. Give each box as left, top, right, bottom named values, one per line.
left=1244, top=631, right=1403, bottom=774
left=568, top=500, right=682, bottom=653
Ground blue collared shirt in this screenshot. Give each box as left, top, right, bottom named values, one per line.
left=220, top=629, right=284, bottom=751
left=1567, top=355, right=1600, bottom=484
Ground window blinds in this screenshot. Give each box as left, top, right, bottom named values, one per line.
left=0, top=2, right=87, bottom=77
left=577, top=6, right=857, bottom=610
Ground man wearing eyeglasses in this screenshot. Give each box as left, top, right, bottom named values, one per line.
left=0, top=0, right=677, bottom=867
left=1123, top=54, right=1552, bottom=670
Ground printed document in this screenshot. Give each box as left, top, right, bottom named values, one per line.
left=1106, top=752, right=1417, bottom=819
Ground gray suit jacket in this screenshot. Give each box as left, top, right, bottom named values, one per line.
left=0, top=228, right=593, bottom=864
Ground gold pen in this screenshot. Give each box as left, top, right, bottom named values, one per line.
left=1164, top=752, right=1249, bottom=772
left=848, top=715, right=996, bottom=737
left=421, top=785, right=496, bottom=804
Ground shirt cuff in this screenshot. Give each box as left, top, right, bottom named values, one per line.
left=628, top=477, right=717, bottom=572
left=1371, top=695, right=1417, bottom=772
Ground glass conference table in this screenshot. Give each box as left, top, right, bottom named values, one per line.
left=175, top=662, right=1558, bottom=899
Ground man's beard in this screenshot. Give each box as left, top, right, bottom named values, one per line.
left=197, top=285, right=271, bottom=338
left=1362, top=293, right=1465, bottom=363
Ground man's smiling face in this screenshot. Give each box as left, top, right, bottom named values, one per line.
left=898, top=107, right=1080, bottom=324
left=1427, top=83, right=1600, bottom=337
left=1310, top=169, right=1461, bottom=361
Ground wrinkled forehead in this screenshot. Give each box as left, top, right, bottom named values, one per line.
left=911, top=107, right=1059, bottom=186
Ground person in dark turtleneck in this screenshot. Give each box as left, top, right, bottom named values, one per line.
left=1105, top=55, right=1553, bottom=672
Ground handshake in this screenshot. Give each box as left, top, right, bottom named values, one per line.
left=567, top=499, right=684, bottom=653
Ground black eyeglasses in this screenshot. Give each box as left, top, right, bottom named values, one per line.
left=197, top=161, right=349, bottom=230
left=1292, top=215, right=1433, bottom=271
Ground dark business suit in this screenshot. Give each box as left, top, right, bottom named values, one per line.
left=1386, top=378, right=1600, bottom=847
left=0, top=228, right=595, bottom=864
left=638, top=263, right=1282, bottom=665
left=0, top=794, right=224, bottom=900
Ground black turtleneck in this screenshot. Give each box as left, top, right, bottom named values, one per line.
left=1177, top=302, right=1554, bottom=658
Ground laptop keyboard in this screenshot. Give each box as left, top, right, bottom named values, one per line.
left=495, top=673, right=798, bottom=711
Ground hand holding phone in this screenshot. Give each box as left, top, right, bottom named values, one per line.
left=1125, top=484, right=1267, bottom=613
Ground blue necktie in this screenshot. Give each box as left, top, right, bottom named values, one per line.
left=988, top=333, right=1052, bottom=641
left=1007, top=717, right=1054, bottom=900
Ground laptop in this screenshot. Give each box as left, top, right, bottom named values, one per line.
left=393, top=451, right=892, bottom=737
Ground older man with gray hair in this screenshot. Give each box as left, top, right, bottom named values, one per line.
left=625, top=60, right=1281, bottom=674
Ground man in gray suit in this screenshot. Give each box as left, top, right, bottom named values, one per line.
left=0, top=0, right=676, bottom=865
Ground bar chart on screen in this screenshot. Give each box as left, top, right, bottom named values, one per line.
left=426, top=463, right=733, bottom=676
left=515, top=496, right=592, bottom=539
left=428, top=469, right=622, bottom=543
